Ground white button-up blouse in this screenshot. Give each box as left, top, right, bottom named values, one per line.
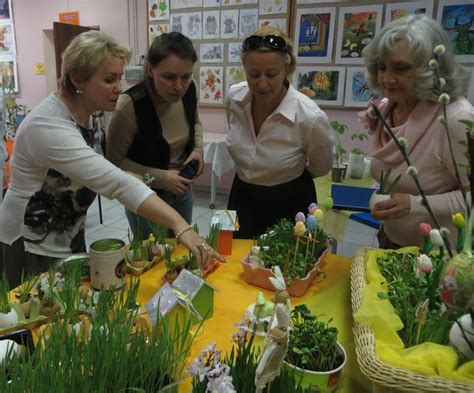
left=226, top=81, right=334, bottom=187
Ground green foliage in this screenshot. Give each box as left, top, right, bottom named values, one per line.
left=163, top=244, right=176, bottom=274
left=459, top=119, right=474, bottom=137
left=17, top=272, right=39, bottom=304
left=256, top=219, right=329, bottom=281
left=330, top=121, right=348, bottom=167
left=127, top=225, right=149, bottom=262
left=0, top=278, right=197, bottom=392
left=376, top=252, right=454, bottom=347
left=148, top=222, right=167, bottom=245
left=206, top=223, right=222, bottom=249
left=378, top=169, right=402, bottom=195
left=0, top=273, right=11, bottom=314
left=286, top=304, right=343, bottom=372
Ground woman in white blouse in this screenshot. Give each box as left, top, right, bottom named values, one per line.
left=226, top=27, right=334, bottom=239
left=0, top=31, right=219, bottom=287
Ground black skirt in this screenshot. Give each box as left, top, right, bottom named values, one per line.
left=227, top=170, right=317, bottom=240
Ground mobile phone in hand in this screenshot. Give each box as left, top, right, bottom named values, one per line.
left=179, top=160, right=199, bottom=179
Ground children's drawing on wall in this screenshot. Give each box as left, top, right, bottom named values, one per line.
left=148, top=23, right=169, bottom=47
left=293, top=66, right=345, bottom=106
left=0, top=0, right=11, bottom=20
left=203, top=10, right=220, bottom=39
left=259, top=0, right=288, bottom=15
left=200, top=43, right=224, bottom=63
left=172, top=12, right=202, bottom=40
left=203, top=0, right=220, bottom=7
left=384, top=1, right=434, bottom=25
left=259, top=18, right=287, bottom=34
left=222, top=0, right=258, bottom=5
left=226, top=66, right=246, bottom=99
left=239, top=8, right=258, bottom=38
left=336, top=5, right=383, bottom=64
left=199, top=67, right=223, bottom=105
left=221, top=10, right=239, bottom=39
left=148, top=0, right=169, bottom=21
left=227, top=42, right=242, bottom=63
left=0, top=58, right=17, bottom=92
left=171, top=0, right=203, bottom=9
left=344, top=67, right=378, bottom=107
left=294, top=7, right=335, bottom=63
left=0, top=23, right=15, bottom=57
left=436, top=1, right=474, bottom=61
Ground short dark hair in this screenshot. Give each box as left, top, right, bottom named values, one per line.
left=147, top=32, right=197, bottom=67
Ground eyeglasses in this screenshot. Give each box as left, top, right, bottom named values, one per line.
left=242, top=35, right=287, bottom=52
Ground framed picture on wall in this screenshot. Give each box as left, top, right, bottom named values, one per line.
left=225, top=66, right=246, bottom=99
left=259, top=18, right=287, bottom=34
left=0, top=57, right=18, bottom=92
left=344, top=67, right=378, bottom=107
left=384, top=1, right=434, bottom=25
left=297, top=0, right=346, bottom=4
left=239, top=8, right=259, bottom=38
left=293, top=66, right=346, bottom=107
left=148, top=23, right=169, bottom=47
left=293, top=7, right=336, bottom=64
left=171, top=12, right=202, bottom=40
left=199, top=66, right=223, bottom=105
left=171, top=0, right=203, bottom=10
left=200, top=43, right=224, bottom=63
left=203, top=10, right=220, bottom=39
left=227, top=42, right=242, bottom=63
left=436, top=0, right=474, bottom=62
left=467, top=67, right=474, bottom=104
left=259, top=0, right=288, bottom=15
left=148, top=0, right=169, bottom=21
left=221, top=9, right=239, bottom=39
left=335, top=5, right=383, bottom=64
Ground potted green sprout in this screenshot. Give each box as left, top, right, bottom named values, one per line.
left=369, top=169, right=402, bottom=211
left=348, top=132, right=369, bottom=179
left=284, top=304, right=346, bottom=392
left=330, top=121, right=348, bottom=183
left=0, top=273, right=18, bottom=329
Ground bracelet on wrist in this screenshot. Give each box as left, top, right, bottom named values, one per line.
left=175, top=225, right=193, bottom=244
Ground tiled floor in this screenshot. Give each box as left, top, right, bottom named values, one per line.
left=85, top=188, right=378, bottom=258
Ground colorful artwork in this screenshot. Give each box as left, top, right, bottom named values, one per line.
left=222, top=0, right=257, bottom=5
left=259, top=18, right=287, bottom=34
left=344, top=67, right=378, bottom=107
left=260, top=0, right=288, bottom=15
left=336, top=5, right=383, bottom=64
left=171, top=0, right=203, bottom=9
left=199, top=67, right=223, bottom=105
left=297, top=0, right=343, bottom=3
left=436, top=1, right=474, bottom=61
left=148, top=23, right=169, bottom=47
left=294, top=7, right=335, bottom=63
left=293, top=66, right=345, bottom=106
left=148, top=0, right=169, bottom=21
left=0, top=0, right=11, bottom=20
left=203, top=10, right=220, bottom=39
left=239, top=8, right=258, bottom=38
left=227, top=42, right=242, bottom=63
left=221, top=10, right=239, bottom=39
left=226, top=66, right=246, bottom=97
left=0, top=22, right=15, bottom=56
left=200, top=43, right=224, bottom=63
left=171, top=12, right=202, bottom=40
left=384, top=1, right=433, bottom=25
left=0, top=58, right=17, bottom=92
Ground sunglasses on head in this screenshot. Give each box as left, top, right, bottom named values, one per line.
left=242, top=35, right=287, bottom=52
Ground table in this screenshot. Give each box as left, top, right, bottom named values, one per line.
left=136, top=240, right=371, bottom=392
left=203, top=132, right=234, bottom=208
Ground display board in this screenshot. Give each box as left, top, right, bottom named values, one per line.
left=147, top=0, right=474, bottom=108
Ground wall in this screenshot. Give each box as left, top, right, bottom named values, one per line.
left=11, top=0, right=368, bottom=192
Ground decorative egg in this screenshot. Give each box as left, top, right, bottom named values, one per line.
left=449, top=314, right=474, bottom=360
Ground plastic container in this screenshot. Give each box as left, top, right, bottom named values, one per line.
left=89, top=239, right=126, bottom=290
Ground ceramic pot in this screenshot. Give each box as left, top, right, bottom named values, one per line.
left=369, top=193, right=390, bottom=212
left=0, top=309, right=19, bottom=329
left=348, top=153, right=365, bottom=179
left=283, top=342, right=347, bottom=392
left=331, top=167, right=345, bottom=183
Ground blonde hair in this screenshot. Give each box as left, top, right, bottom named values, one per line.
left=241, top=26, right=296, bottom=76
left=60, top=30, right=131, bottom=95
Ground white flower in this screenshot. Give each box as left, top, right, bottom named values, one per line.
left=438, top=77, right=446, bottom=89
left=417, top=254, right=433, bottom=273
left=429, top=59, right=438, bottom=69
left=439, top=93, right=451, bottom=105
left=406, top=166, right=418, bottom=176
left=398, top=137, right=408, bottom=147
left=429, top=229, right=444, bottom=247
left=433, top=44, right=445, bottom=56
left=439, top=227, right=450, bottom=237
left=438, top=115, right=447, bottom=124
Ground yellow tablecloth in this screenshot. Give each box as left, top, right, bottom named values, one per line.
left=136, top=240, right=371, bottom=393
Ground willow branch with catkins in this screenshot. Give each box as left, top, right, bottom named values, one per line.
left=371, top=104, right=454, bottom=258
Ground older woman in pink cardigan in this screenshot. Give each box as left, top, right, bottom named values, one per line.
left=362, top=15, right=474, bottom=248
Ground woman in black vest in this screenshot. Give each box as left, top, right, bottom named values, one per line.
left=107, top=32, right=203, bottom=238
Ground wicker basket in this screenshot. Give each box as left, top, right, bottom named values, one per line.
left=351, top=247, right=474, bottom=393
